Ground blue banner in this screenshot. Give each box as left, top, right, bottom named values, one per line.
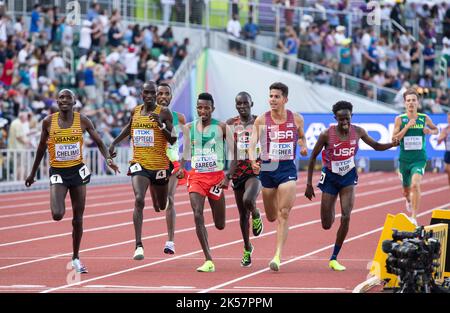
left=301, top=114, right=448, bottom=160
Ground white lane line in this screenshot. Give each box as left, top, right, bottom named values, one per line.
left=0, top=176, right=445, bottom=245
left=198, top=203, right=450, bottom=293
left=1, top=182, right=446, bottom=271
left=84, top=285, right=195, bottom=290
left=234, top=286, right=347, bottom=291
left=38, top=197, right=450, bottom=293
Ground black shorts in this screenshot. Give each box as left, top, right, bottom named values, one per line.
left=49, top=163, right=91, bottom=188
left=128, top=162, right=173, bottom=186
left=232, top=174, right=258, bottom=191
left=445, top=152, right=450, bottom=164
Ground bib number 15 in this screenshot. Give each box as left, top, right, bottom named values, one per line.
left=209, top=184, right=223, bottom=197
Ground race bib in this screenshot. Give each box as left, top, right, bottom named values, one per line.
left=269, top=142, right=294, bottom=160
left=209, top=184, right=223, bottom=197
left=318, top=171, right=326, bottom=184
left=50, top=174, right=63, bottom=185
left=156, top=169, right=167, bottom=180
left=78, top=164, right=90, bottom=180
left=55, top=142, right=80, bottom=161
left=331, top=157, right=355, bottom=176
left=192, top=154, right=218, bottom=172
left=130, top=163, right=143, bottom=173
left=133, top=129, right=154, bottom=147
left=404, top=136, right=422, bottom=150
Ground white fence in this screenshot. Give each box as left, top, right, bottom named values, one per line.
left=0, top=147, right=133, bottom=192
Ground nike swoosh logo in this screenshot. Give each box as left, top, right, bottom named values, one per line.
left=288, top=176, right=296, bottom=179
left=334, top=143, right=343, bottom=147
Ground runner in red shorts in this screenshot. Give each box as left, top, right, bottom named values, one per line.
left=176, top=93, right=229, bottom=272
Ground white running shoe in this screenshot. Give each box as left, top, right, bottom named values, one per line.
left=133, top=246, right=144, bottom=260
left=72, top=258, right=88, bottom=273
left=164, top=241, right=175, bottom=254
left=408, top=217, right=418, bottom=226
left=405, top=200, right=412, bottom=213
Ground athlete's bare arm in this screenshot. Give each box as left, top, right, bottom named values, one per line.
left=109, top=110, right=134, bottom=157
left=81, top=115, right=119, bottom=173
left=423, top=115, right=439, bottom=135
left=437, top=126, right=448, bottom=145
left=224, top=118, right=238, bottom=182
left=304, top=130, right=328, bottom=200
left=249, top=115, right=264, bottom=174
left=392, top=115, right=415, bottom=142
left=176, top=122, right=192, bottom=178
left=150, top=107, right=176, bottom=145
left=25, top=117, right=51, bottom=187
left=294, top=113, right=308, bottom=157
left=357, top=126, right=398, bottom=151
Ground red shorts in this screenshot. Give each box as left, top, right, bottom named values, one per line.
left=187, top=171, right=227, bottom=200
left=171, top=161, right=188, bottom=186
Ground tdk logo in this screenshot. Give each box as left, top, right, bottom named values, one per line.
left=269, top=130, right=294, bottom=140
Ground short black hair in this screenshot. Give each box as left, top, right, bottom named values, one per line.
left=198, top=92, right=214, bottom=105
left=158, top=82, right=172, bottom=91
left=269, top=82, right=288, bottom=97
left=332, top=101, right=353, bottom=115
left=236, top=91, right=252, bottom=101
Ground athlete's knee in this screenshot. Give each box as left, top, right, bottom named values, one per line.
left=52, top=212, right=64, bottom=221
left=278, top=207, right=290, bottom=221
left=193, top=210, right=204, bottom=224
left=72, top=216, right=83, bottom=228
left=134, top=194, right=145, bottom=209
left=215, top=220, right=225, bottom=230
left=242, top=197, right=255, bottom=210
left=322, top=219, right=333, bottom=230
left=410, top=182, right=420, bottom=193
left=340, top=212, right=351, bottom=225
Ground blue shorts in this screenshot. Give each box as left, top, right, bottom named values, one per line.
left=445, top=152, right=450, bottom=164
left=317, top=167, right=358, bottom=196
left=259, top=161, right=297, bottom=188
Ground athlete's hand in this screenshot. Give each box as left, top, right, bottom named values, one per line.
left=251, top=161, right=261, bottom=175
left=423, top=128, right=432, bottom=135
left=175, top=168, right=185, bottom=179
left=300, top=146, right=308, bottom=157
left=406, top=119, right=416, bottom=128
left=25, top=175, right=35, bottom=187
left=106, top=159, right=120, bottom=174
left=108, top=144, right=117, bottom=158
left=218, top=177, right=230, bottom=189
left=149, top=113, right=163, bottom=128
left=304, top=184, right=315, bottom=200
left=392, top=137, right=400, bottom=146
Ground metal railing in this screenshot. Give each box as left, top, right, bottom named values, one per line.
left=0, top=147, right=132, bottom=192
left=210, top=31, right=399, bottom=107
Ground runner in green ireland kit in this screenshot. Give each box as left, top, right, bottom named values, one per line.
left=392, top=89, right=439, bottom=226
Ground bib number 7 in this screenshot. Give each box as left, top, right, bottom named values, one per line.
left=50, top=174, right=63, bottom=185
left=209, top=184, right=223, bottom=197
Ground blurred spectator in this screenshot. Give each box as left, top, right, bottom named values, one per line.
left=161, top=0, right=175, bottom=25
left=227, top=14, right=242, bottom=54
left=243, top=16, right=259, bottom=43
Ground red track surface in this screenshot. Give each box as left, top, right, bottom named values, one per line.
left=0, top=172, right=449, bottom=293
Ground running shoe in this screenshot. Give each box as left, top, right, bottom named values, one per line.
left=252, top=210, right=263, bottom=237
left=164, top=241, right=175, bottom=254
left=72, top=258, right=88, bottom=274
left=133, top=246, right=144, bottom=260
left=408, top=217, right=418, bottom=227
left=196, top=260, right=215, bottom=272
left=241, top=245, right=253, bottom=267
left=269, top=255, right=280, bottom=272
left=405, top=200, right=412, bottom=213
left=329, top=260, right=346, bottom=271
